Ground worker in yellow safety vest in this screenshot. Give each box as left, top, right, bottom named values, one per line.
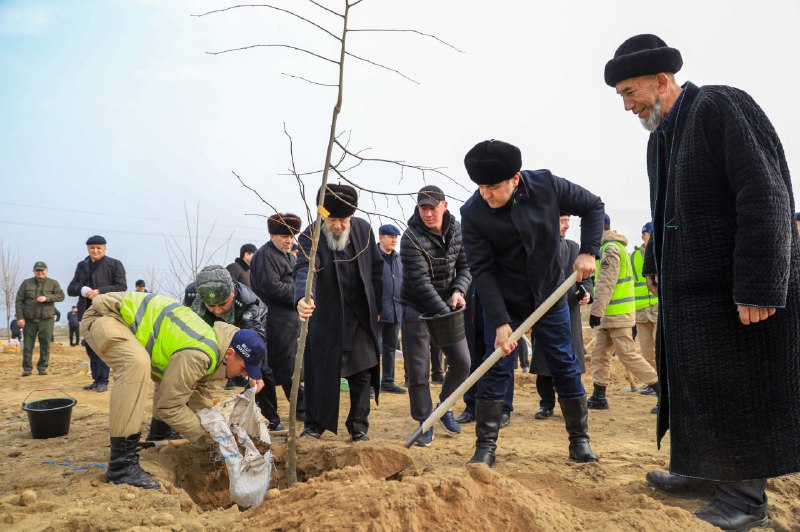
left=80, top=291, right=266, bottom=490
left=587, top=214, right=659, bottom=410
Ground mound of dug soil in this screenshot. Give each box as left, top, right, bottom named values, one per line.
left=203, top=464, right=713, bottom=532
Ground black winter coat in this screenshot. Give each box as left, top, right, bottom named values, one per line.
left=460, top=170, right=604, bottom=329
left=183, top=281, right=267, bottom=339
left=294, top=218, right=383, bottom=433
left=250, top=241, right=300, bottom=384
left=378, top=247, right=404, bottom=324
left=643, top=82, right=800, bottom=481
left=400, top=210, right=471, bottom=315
left=67, top=256, right=127, bottom=319
left=226, top=258, right=251, bottom=287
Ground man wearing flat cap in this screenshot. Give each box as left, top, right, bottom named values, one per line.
left=15, top=261, right=64, bottom=376
left=68, top=235, right=127, bottom=392
left=80, top=291, right=265, bottom=490
left=400, top=185, right=472, bottom=446
left=251, top=213, right=307, bottom=424
left=183, top=265, right=276, bottom=431
left=605, top=34, right=800, bottom=530
left=460, top=139, right=604, bottom=466
left=295, top=184, right=383, bottom=442
left=376, top=223, right=406, bottom=395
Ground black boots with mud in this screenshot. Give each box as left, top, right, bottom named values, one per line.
left=587, top=384, right=609, bottom=410
left=559, top=396, right=598, bottom=463
left=467, top=399, right=504, bottom=467
left=106, top=433, right=161, bottom=490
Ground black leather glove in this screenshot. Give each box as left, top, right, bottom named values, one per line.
left=632, top=325, right=638, bottom=340
left=589, top=315, right=602, bottom=328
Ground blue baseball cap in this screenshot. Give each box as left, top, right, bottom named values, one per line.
left=603, top=214, right=611, bottom=226
left=230, top=329, right=265, bottom=380
left=379, top=224, right=401, bottom=236
left=795, top=212, right=800, bottom=221
left=642, top=221, right=653, bottom=234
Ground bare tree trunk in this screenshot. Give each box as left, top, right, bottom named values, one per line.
left=0, top=240, right=21, bottom=341
left=287, top=1, right=351, bottom=488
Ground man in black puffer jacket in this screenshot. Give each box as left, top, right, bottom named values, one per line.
left=400, top=185, right=472, bottom=447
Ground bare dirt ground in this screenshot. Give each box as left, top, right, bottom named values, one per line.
left=1, top=334, right=798, bottom=531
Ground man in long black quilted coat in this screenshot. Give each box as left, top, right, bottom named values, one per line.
left=606, top=34, right=800, bottom=530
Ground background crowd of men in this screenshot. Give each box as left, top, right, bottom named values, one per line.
left=8, top=32, right=800, bottom=531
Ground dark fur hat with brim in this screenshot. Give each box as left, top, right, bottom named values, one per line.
left=604, top=34, right=682, bottom=87
left=321, top=184, right=358, bottom=218
left=464, top=140, right=522, bottom=185
left=268, top=213, right=302, bottom=236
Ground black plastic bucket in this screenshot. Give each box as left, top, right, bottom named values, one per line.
left=420, top=307, right=466, bottom=347
left=21, top=390, right=77, bottom=439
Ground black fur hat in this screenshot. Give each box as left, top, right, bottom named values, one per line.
left=604, top=34, right=682, bottom=87
left=267, top=213, right=302, bottom=236
left=321, top=184, right=358, bottom=218
left=463, top=140, right=522, bottom=185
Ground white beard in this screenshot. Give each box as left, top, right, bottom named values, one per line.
left=321, top=223, right=351, bottom=251
left=640, top=97, right=664, bottom=132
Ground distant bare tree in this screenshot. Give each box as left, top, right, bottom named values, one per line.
left=143, top=265, right=165, bottom=296
left=0, top=240, right=21, bottom=341
left=163, top=203, right=233, bottom=300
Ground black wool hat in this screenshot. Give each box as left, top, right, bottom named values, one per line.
left=86, top=235, right=107, bottom=245
left=464, top=140, right=522, bottom=185
left=321, top=184, right=358, bottom=218
left=268, top=213, right=302, bottom=236
left=604, top=34, right=683, bottom=87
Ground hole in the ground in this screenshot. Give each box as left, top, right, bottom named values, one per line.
left=155, top=440, right=414, bottom=511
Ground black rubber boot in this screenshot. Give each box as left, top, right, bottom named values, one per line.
left=467, top=399, right=504, bottom=467
left=587, top=383, right=609, bottom=410
left=106, top=433, right=161, bottom=490
left=559, top=396, right=599, bottom=463
left=145, top=418, right=181, bottom=441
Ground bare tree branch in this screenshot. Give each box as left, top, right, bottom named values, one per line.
left=207, top=44, right=339, bottom=65
left=282, top=125, right=315, bottom=223
left=307, top=0, right=343, bottom=18
left=348, top=29, right=465, bottom=54
left=281, top=72, right=337, bottom=87
left=334, top=139, right=472, bottom=194
left=345, top=50, right=419, bottom=84
left=193, top=3, right=341, bottom=41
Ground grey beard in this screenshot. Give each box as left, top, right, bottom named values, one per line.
left=640, top=97, right=664, bottom=132
left=322, top=223, right=351, bottom=251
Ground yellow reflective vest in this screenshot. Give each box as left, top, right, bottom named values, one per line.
left=631, top=247, right=659, bottom=310
left=118, top=292, right=219, bottom=377
left=595, top=241, right=636, bottom=316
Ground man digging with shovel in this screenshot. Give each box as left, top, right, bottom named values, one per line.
left=80, top=291, right=266, bottom=489
left=459, top=139, right=605, bottom=466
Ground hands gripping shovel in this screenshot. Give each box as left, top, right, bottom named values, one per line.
left=404, top=272, right=579, bottom=448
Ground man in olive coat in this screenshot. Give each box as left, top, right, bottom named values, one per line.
left=295, top=185, right=382, bottom=441
left=15, top=261, right=65, bottom=375
left=605, top=34, right=800, bottom=530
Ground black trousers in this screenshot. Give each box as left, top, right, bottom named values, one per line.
left=378, top=321, right=401, bottom=385
left=304, top=368, right=372, bottom=436
left=69, top=325, right=80, bottom=346
left=536, top=374, right=556, bottom=409
left=255, top=370, right=307, bottom=424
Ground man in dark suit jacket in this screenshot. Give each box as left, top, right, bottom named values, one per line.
left=67, top=235, right=127, bottom=392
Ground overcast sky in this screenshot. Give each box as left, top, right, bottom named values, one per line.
left=2, top=0, right=799, bottom=322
